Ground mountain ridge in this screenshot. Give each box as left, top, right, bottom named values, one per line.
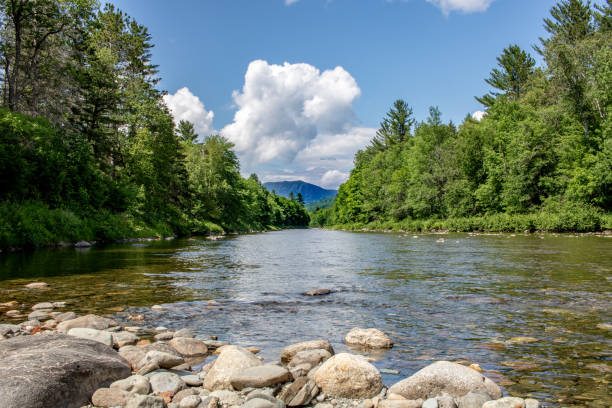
left=263, top=180, right=337, bottom=204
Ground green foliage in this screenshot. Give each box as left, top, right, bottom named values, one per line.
left=0, top=1, right=309, bottom=248
left=326, top=0, right=611, bottom=233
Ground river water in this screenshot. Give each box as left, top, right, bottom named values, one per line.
left=0, top=230, right=610, bottom=407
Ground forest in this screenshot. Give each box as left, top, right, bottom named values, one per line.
left=0, top=0, right=309, bottom=248
left=312, top=0, right=612, bottom=232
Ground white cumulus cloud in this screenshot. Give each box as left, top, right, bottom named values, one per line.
left=321, top=170, right=349, bottom=188
left=163, top=87, right=215, bottom=139
left=425, top=0, right=494, bottom=15
left=221, top=60, right=361, bottom=165
left=472, top=110, right=486, bottom=121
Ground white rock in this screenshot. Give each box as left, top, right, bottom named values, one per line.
left=314, top=353, right=383, bottom=399
left=344, top=328, right=393, bottom=349
left=67, top=328, right=113, bottom=347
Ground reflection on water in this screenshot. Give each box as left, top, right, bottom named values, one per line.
left=0, top=230, right=611, bottom=407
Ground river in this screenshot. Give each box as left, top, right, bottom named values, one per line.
left=0, top=229, right=610, bottom=407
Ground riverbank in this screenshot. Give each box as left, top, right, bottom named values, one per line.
left=320, top=211, right=612, bottom=234
left=0, top=200, right=308, bottom=251
left=0, top=292, right=546, bottom=408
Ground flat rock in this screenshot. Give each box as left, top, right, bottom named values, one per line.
left=169, top=337, right=208, bottom=357
left=204, top=345, right=262, bottom=390
left=182, top=374, right=203, bottom=386
left=243, top=397, right=285, bottom=408
left=344, top=328, right=393, bottom=348
left=111, top=375, right=151, bottom=395
left=57, top=314, right=116, bottom=333
left=0, top=334, right=131, bottom=408
left=230, top=365, right=292, bottom=390
left=75, top=240, right=92, bottom=247
left=149, top=371, right=187, bottom=394
left=482, top=398, right=525, bottom=408
left=281, top=340, right=335, bottom=364
left=25, top=282, right=49, bottom=289
left=68, top=327, right=113, bottom=347
left=379, top=400, right=424, bottom=408
left=92, top=387, right=130, bottom=407
left=210, top=390, right=244, bottom=406
left=314, top=353, right=383, bottom=399
left=28, top=310, right=50, bottom=320
left=155, top=331, right=175, bottom=341
left=389, top=361, right=502, bottom=400
left=304, top=289, right=332, bottom=296
left=32, top=302, right=55, bottom=310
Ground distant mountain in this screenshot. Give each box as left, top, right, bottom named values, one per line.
left=305, top=196, right=336, bottom=212
left=263, top=180, right=337, bottom=204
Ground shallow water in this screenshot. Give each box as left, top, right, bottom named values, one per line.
left=1, top=230, right=611, bottom=407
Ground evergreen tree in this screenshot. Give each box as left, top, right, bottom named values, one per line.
left=371, top=99, right=415, bottom=150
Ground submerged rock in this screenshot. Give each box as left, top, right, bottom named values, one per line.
left=57, top=314, right=116, bottom=333
left=0, top=334, right=130, bottom=408
left=389, top=361, right=502, bottom=400
left=344, top=328, right=393, bottom=349
left=304, top=289, right=332, bottom=296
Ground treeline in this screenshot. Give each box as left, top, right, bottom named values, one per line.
left=313, top=0, right=611, bottom=232
left=0, top=1, right=308, bottom=248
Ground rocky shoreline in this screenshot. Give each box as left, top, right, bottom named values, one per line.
left=1, top=283, right=541, bottom=408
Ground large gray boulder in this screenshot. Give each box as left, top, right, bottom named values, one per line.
left=313, top=353, right=383, bottom=399
left=0, top=334, right=131, bottom=408
left=389, top=361, right=503, bottom=400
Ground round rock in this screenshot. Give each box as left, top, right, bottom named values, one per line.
left=230, top=365, right=292, bottom=390
left=314, top=353, right=383, bottom=399
left=204, top=345, right=262, bottom=390
left=149, top=372, right=187, bottom=394
left=169, top=337, right=208, bottom=357
left=388, top=361, right=502, bottom=400
left=281, top=340, right=334, bottom=364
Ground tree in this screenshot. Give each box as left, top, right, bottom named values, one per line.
left=476, top=45, right=536, bottom=107
left=371, top=99, right=415, bottom=150
left=178, top=120, right=198, bottom=143
left=297, top=192, right=305, bottom=206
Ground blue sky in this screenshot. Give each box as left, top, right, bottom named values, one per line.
left=111, top=0, right=558, bottom=188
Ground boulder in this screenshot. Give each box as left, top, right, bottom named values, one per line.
left=75, top=240, right=92, bottom=247
left=389, top=361, right=502, bottom=400
left=344, top=328, right=393, bottom=349
left=180, top=395, right=202, bottom=408
left=110, top=375, right=151, bottom=395
left=204, top=345, right=262, bottom=390
left=313, top=353, right=383, bottom=399
left=287, top=379, right=319, bottom=406
left=524, top=399, right=539, bottom=408
left=281, top=340, right=335, bottom=364
left=482, top=398, right=525, bottom=408
left=91, top=387, right=130, bottom=407
left=57, top=314, right=116, bottom=333
left=67, top=328, right=113, bottom=347
left=28, top=310, right=50, bottom=321
left=169, top=337, right=208, bottom=357
left=155, top=331, right=175, bottom=341
left=230, top=365, right=292, bottom=390
left=379, top=401, right=424, bottom=408
left=0, top=334, right=131, bottom=408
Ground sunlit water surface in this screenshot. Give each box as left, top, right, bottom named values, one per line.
left=1, top=230, right=611, bottom=407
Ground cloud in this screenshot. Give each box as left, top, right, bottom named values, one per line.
left=163, top=87, right=215, bottom=139
left=285, top=0, right=299, bottom=4
left=321, top=170, right=349, bottom=188
left=425, top=0, right=494, bottom=15
left=221, top=60, right=361, bottom=166
left=472, top=110, right=486, bottom=121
